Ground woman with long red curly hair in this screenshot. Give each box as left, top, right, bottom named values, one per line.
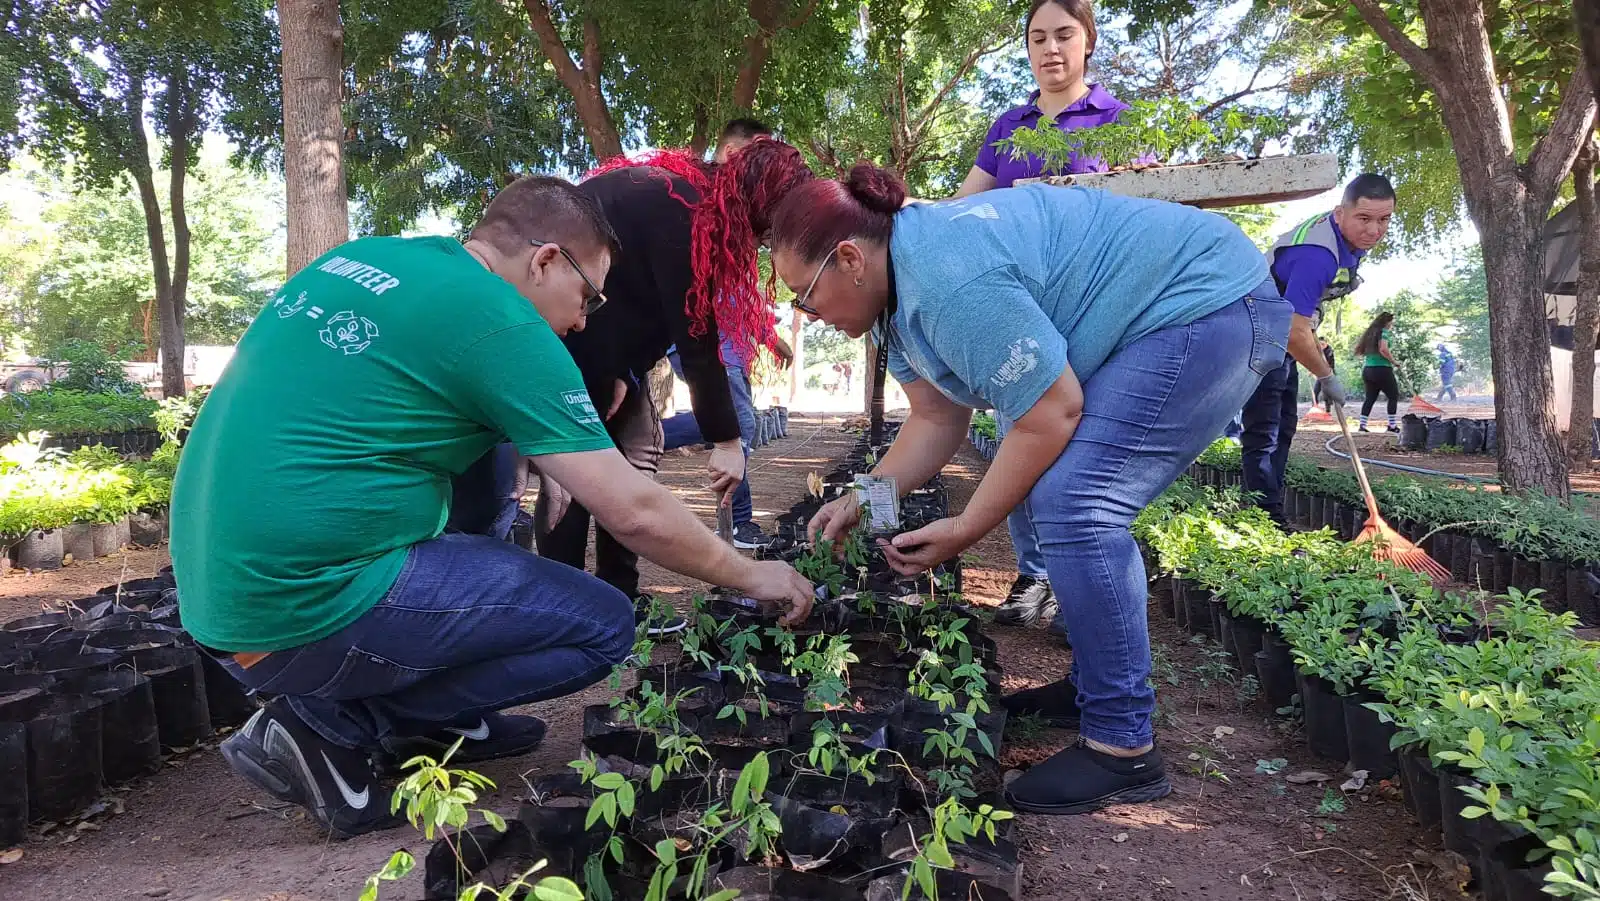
left=533, top=137, right=813, bottom=634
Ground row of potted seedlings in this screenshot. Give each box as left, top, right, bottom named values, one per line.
left=1, top=438, right=176, bottom=572
left=0, top=571, right=257, bottom=846
left=967, top=413, right=998, bottom=462
left=1189, top=439, right=1600, bottom=626
left=1135, top=480, right=1600, bottom=901
left=424, top=431, right=1019, bottom=901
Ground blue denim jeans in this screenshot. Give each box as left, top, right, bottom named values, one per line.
left=1029, top=292, right=1289, bottom=749
left=1240, top=353, right=1300, bottom=523
left=994, top=413, right=1049, bottom=581
left=217, top=456, right=634, bottom=750
left=444, top=443, right=522, bottom=541
left=658, top=364, right=758, bottom=526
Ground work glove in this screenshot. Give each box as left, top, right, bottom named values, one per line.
left=1316, top=373, right=1349, bottom=407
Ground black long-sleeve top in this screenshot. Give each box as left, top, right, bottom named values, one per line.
left=566, top=168, right=740, bottom=444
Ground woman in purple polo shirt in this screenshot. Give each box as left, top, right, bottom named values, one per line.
left=956, top=0, right=1130, bottom=197
left=956, top=0, right=1138, bottom=630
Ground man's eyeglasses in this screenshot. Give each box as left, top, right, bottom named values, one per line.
left=531, top=239, right=607, bottom=315
left=792, top=245, right=838, bottom=317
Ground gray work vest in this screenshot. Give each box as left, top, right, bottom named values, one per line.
left=1267, top=213, right=1363, bottom=307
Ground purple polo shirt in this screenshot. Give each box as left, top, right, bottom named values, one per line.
left=974, top=84, right=1131, bottom=186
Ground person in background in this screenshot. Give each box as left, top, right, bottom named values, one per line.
left=171, top=177, right=814, bottom=839
left=1436, top=343, right=1458, bottom=402
left=1239, top=174, right=1395, bottom=524
left=1312, top=336, right=1337, bottom=411
left=536, top=139, right=815, bottom=632
left=952, top=0, right=1139, bottom=630
left=1354, top=312, right=1402, bottom=432
left=773, top=163, right=1289, bottom=816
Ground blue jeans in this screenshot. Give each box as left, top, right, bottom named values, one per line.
left=1029, top=293, right=1289, bottom=749
left=659, top=364, right=758, bottom=526
left=1240, top=354, right=1299, bottom=523
left=217, top=456, right=634, bottom=750
left=445, top=443, right=522, bottom=541
left=994, top=413, right=1049, bottom=581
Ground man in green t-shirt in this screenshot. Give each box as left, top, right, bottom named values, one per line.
left=170, top=176, right=815, bottom=839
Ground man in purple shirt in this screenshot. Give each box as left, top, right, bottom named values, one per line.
left=1240, top=174, right=1396, bottom=524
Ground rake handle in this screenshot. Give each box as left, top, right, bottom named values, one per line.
left=1331, top=402, right=1383, bottom=523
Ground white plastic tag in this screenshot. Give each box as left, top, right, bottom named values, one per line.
left=852, top=475, right=901, bottom=533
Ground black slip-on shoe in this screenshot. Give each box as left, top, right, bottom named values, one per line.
left=1004, top=737, right=1171, bottom=815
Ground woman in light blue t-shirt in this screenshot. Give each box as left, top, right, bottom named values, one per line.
left=767, top=162, right=1290, bottom=818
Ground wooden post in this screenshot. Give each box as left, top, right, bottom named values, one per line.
left=789, top=309, right=804, bottom=403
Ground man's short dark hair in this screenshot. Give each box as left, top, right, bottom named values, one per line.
left=720, top=117, right=774, bottom=145
left=470, top=176, right=618, bottom=261
left=1342, top=173, right=1396, bottom=206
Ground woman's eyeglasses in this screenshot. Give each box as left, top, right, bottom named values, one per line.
left=792, top=245, right=838, bottom=316
left=531, top=239, right=607, bottom=315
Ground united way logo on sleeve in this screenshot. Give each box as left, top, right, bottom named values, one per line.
left=320, top=311, right=380, bottom=355
left=564, top=390, right=601, bottom=425
left=991, top=337, right=1040, bottom=388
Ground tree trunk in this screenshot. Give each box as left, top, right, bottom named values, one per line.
left=1570, top=148, right=1600, bottom=472
left=522, top=0, right=624, bottom=160
left=160, top=68, right=196, bottom=399
left=1476, top=203, right=1569, bottom=496
left=1578, top=0, right=1600, bottom=103
left=1415, top=0, right=1571, bottom=497
left=690, top=103, right=710, bottom=158
left=280, top=0, right=349, bottom=277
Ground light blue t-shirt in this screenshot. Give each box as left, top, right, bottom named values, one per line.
left=882, top=185, right=1269, bottom=421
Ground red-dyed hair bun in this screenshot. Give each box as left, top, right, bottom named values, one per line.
left=845, top=162, right=907, bottom=215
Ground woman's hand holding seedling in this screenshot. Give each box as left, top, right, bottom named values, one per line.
left=878, top=516, right=975, bottom=576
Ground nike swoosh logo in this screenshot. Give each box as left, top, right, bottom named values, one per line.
left=321, top=751, right=371, bottom=810
left=446, top=720, right=491, bottom=741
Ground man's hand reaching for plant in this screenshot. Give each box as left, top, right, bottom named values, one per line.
left=732, top=559, right=815, bottom=627
left=876, top=516, right=975, bottom=576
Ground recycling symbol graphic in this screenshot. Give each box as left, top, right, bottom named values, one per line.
left=320, top=311, right=380, bottom=355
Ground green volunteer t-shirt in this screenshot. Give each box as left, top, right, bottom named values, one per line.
left=1364, top=329, right=1393, bottom=368
left=169, top=236, right=615, bottom=652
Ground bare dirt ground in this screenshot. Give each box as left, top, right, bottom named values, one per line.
left=0, top=413, right=1471, bottom=901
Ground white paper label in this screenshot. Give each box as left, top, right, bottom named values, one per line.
left=852, top=476, right=901, bottom=532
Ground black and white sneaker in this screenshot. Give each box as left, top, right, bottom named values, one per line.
left=1004, top=737, right=1171, bottom=815
left=379, top=713, right=547, bottom=770
left=993, top=575, right=1058, bottom=626
left=220, top=698, right=403, bottom=839
left=729, top=521, right=774, bottom=551
left=635, top=596, right=687, bottom=636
